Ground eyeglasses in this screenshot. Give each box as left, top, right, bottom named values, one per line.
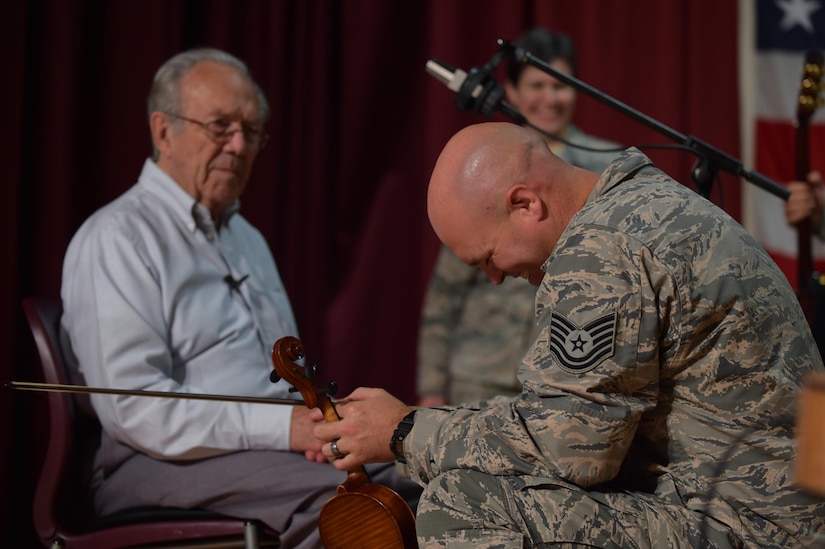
left=164, top=112, right=269, bottom=150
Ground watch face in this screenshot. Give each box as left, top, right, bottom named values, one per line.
left=393, top=439, right=406, bottom=463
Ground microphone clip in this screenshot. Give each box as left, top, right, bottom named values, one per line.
left=455, top=40, right=514, bottom=117
left=456, top=67, right=506, bottom=117
left=224, top=274, right=249, bottom=291
left=453, top=40, right=527, bottom=124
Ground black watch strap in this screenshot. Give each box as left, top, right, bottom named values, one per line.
left=390, top=410, right=417, bottom=464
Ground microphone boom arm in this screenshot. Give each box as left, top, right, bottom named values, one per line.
left=489, top=40, right=789, bottom=200
left=438, top=40, right=791, bottom=200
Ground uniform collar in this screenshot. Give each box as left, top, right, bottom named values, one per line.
left=585, top=147, right=653, bottom=204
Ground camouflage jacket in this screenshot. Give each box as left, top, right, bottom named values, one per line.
left=407, top=148, right=825, bottom=546
left=416, top=126, right=620, bottom=403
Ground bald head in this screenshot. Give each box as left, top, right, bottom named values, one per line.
left=426, top=122, right=598, bottom=284
left=431, top=123, right=527, bottom=203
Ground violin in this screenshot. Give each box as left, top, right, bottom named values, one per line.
left=270, top=336, right=417, bottom=549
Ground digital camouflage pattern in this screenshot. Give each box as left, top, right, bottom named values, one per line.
left=416, top=246, right=537, bottom=402
left=417, top=127, right=620, bottom=404
left=407, top=148, right=825, bottom=548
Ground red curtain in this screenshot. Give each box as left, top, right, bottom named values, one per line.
left=2, top=1, right=740, bottom=544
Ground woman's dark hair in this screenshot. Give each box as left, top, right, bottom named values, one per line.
left=506, top=27, right=578, bottom=84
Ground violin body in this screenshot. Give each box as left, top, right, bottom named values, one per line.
left=271, top=337, right=418, bottom=549
left=319, top=471, right=417, bottom=549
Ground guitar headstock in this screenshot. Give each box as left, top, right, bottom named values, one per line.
left=798, top=50, right=825, bottom=124
left=270, top=336, right=337, bottom=410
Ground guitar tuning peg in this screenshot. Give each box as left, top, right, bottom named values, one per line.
left=269, top=370, right=281, bottom=384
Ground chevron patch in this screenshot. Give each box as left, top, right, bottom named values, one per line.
left=549, top=311, right=616, bottom=374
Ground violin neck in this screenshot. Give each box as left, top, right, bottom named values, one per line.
left=339, top=469, right=371, bottom=494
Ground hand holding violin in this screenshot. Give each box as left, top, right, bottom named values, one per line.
left=311, top=387, right=412, bottom=469
left=271, top=337, right=417, bottom=549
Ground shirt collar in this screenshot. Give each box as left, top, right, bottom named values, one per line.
left=137, top=158, right=240, bottom=233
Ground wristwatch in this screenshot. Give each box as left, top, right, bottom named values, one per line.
left=390, top=410, right=417, bottom=464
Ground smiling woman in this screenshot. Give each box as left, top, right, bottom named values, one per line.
left=503, top=27, right=620, bottom=163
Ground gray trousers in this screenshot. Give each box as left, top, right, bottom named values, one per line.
left=94, top=447, right=420, bottom=549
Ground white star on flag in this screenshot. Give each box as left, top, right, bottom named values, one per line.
left=777, top=0, right=823, bottom=33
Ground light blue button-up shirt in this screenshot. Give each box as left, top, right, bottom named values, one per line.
left=61, top=159, right=301, bottom=465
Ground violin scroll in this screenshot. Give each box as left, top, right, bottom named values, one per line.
left=270, top=336, right=338, bottom=411
left=271, top=336, right=318, bottom=408
left=269, top=336, right=417, bottom=549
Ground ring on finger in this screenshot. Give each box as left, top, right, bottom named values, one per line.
left=330, top=438, right=344, bottom=459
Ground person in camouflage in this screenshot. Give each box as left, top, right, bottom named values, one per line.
left=417, top=28, right=620, bottom=406
left=314, top=122, right=825, bottom=548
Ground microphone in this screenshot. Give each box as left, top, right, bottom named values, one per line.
left=425, top=58, right=526, bottom=124
left=425, top=59, right=480, bottom=95
left=224, top=274, right=249, bottom=291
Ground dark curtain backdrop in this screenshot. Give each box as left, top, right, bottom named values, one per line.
left=3, top=0, right=741, bottom=545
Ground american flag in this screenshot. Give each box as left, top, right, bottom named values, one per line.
left=741, top=0, right=825, bottom=288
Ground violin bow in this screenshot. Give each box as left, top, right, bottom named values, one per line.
left=6, top=380, right=305, bottom=406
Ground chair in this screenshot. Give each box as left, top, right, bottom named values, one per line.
left=22, top=297, right=280, bottom=548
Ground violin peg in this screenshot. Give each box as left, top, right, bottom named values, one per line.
left=305, top=364, right=319, bottom=380
left=269, top=370, right=281, bottom=384
left=288, top=341, right=305, bottom=361
left=324, top=381, right=338, bottom=396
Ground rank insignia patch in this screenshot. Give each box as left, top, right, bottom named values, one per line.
left=549, top=311, right=616, bottom=374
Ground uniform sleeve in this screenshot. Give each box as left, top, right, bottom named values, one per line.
left=61, top=219, right=294, bottom=460
left=405, top=225, right=670, bottom=487
left=416, top=246, right=482, bottom=398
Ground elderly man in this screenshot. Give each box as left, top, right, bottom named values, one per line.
left=61, top=48, right=415, bottom=549
left=315, top=122, right=825, bottom=548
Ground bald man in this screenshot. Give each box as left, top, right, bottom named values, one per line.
left=314, top=123, right=825, bottom=548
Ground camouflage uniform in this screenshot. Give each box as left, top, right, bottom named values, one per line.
left=417, top=126, right=620, bottom=404
left=406, top=148, right=825, bottom=548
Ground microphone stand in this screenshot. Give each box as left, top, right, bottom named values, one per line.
left=455, top=39, right=789, bottom=201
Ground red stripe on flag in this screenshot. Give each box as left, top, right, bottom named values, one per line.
left=755, top=120, right=794, bottom=179
left=756, top=121, right=825, bottom=181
